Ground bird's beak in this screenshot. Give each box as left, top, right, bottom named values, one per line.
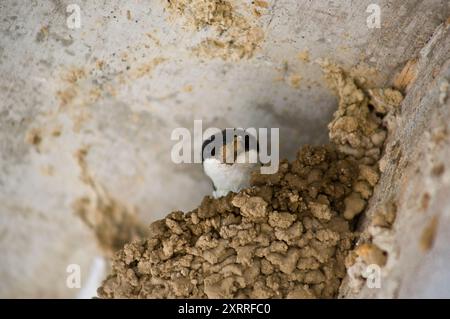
left=221, top=136, right=242, bottom=164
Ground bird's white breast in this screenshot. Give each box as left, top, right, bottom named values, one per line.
left=203, top=149, right=259, bottom=198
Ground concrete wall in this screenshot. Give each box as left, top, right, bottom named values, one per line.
left=340, top=19, right=450, bottom=298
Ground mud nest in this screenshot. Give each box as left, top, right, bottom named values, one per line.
left=97, top=63, right=402, bottom=298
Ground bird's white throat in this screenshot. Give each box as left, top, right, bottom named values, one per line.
left=203, top=149, right=260, bottom=198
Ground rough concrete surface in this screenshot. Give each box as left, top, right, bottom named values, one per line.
left=340, top=18, right=450, bottom=298
left=0, top=0, right=449, bottom=297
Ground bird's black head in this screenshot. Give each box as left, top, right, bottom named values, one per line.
left=201, top=128, right=259, bottom=163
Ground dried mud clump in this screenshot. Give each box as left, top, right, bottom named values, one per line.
left=166, top=0, right=264, bottom=60
left=97, top=65, right=402, bottom=298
